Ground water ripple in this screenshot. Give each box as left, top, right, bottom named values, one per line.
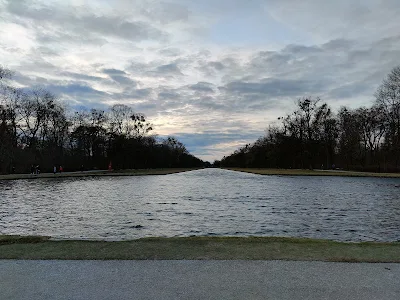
left=0, top=169, right=400, bottom=241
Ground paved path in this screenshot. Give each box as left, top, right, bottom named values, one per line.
left=1, top=260, right=399, bottom=299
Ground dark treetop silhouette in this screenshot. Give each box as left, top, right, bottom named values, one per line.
left=0, top=66, right=203, bottom=174
left=220, top=66, right=400, bottom=173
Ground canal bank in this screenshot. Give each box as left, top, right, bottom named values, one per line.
left=1, top=236, right=400, bottom=262
left=0, top=168, right=201, bottom=181
left=225, top=167, right=400, bottom=178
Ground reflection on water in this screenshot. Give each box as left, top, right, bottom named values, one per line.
left=1, top=169, right=400, bottom=241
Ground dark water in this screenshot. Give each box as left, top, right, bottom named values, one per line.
left=1, top=169, right=400, bottom=241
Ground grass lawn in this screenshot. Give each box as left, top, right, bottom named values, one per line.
left=0, top=168, right=201, bottom=181
left=1, top=235, right=400, bottom=262
left=225, top=168, right=400, bottom=178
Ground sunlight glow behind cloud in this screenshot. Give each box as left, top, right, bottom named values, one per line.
left=1, top=0, right=400, bottom=161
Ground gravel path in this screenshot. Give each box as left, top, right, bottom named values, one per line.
left=1, top=260, right=399, bottom=299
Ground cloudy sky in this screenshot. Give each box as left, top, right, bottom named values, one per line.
left=1, top=0, right=400, bottom=161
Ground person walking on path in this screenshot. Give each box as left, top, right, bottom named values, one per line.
left=53, top=166, right=57, bottom=174
left=59, top=166, right=63, bottom=173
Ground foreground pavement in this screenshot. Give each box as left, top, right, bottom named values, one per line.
left=1, top=260, right=399, bottom=300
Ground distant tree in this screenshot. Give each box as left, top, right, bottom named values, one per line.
left=212, top=160, right=221, bottom=167
left=356, top=106, right=386, bottom=167
left=281, top=97, right=333, bottom=169
left=108, top=104, right=133, bottom=136
left=130, top=113, right=153, bottom=138
left=162, top=137, right=187, bottom=153
left=16, top=88, right=55, bottom=149
left=0, top=66, right=12, bottom=86
left=0, top=67, right=204, bottom=173
left=337, top=107, right=362, bottom=169
left=375, top=65, right=400, bottom=168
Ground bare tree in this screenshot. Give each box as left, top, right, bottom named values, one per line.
left=375, top=65, right=400, bottom=167
left=109, top=104, right=133, bottom=136
left=108, top=104, right=152, bottom=138
left=0, top=66, right=12, bottom=86
left=17, top=88, right=56, bottom=149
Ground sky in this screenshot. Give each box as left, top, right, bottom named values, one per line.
left=1, top=0, right=400, bottom=162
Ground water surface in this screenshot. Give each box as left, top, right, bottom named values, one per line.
left=1, top=169, right=399, bottom=241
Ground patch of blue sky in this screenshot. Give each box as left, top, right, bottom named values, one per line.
left=208, top=14, right=315, bottom=48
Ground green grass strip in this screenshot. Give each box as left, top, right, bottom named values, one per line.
left=1, top=236, right=399, bottom=262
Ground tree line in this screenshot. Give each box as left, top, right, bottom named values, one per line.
left=220, top=66, right=400, bottom=172
left=0, top=67, right=203, bottom=174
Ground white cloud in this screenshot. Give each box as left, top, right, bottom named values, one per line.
left=1, top=0, right=400, bottom=161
